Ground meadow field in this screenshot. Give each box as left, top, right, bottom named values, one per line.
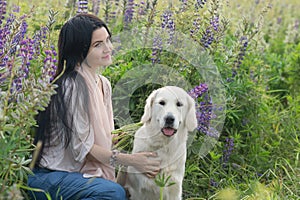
left=1, top=0, right=300, bottom=199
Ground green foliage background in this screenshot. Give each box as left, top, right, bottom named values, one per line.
left=1, top=0, right=299, bottom=199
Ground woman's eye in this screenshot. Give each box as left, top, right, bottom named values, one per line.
left=176, top=101, right=183, bottom=107
left=159, top=101, right=165, bottom=106
left=95, top=42, right=103, bottom=48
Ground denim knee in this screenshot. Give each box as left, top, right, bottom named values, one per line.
left=87, top=179, right=126, bottom=200
left=111, top=183, right=126, bottom=200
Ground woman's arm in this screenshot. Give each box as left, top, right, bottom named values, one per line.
left=89, top=144, right=161, bottom=177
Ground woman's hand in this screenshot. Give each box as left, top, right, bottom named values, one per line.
left=118, top=152, right=161, bottom=178
left=131, top=152, right=161, bottom=178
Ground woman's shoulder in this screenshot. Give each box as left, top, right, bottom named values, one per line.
left=98, top=75, right=112, bottom=97
left=98, top=75, right=112, bottom=87
left=58, top=72, right=87, bottom=96
left=98, top=74, right=109, bottom=83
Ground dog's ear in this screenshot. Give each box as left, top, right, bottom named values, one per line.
left=185, top=95, right=198, bottom=132
left=141, top=89, right=158, bottom=123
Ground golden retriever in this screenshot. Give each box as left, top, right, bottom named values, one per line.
left=124, top=86, right=197, bottom=200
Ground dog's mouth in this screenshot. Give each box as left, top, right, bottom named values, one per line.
left=161, top=127, right=177, bottom=137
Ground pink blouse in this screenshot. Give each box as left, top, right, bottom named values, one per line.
left=39, top=72, right=115, bottom=180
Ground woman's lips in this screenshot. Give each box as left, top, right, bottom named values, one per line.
left=102, top=55, right=110, bottom=59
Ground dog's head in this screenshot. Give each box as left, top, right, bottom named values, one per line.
left=141, top=86, right=197, bottom=137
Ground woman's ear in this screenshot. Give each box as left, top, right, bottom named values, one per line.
left=185, top=95, right=198, bottom=132
left=141, top=89, right=158, bottom=124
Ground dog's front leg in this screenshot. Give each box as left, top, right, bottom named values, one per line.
left=164, top=179, right=182, bottom=200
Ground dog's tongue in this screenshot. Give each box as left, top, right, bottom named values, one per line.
left=163, top=128, right=175, bottom=136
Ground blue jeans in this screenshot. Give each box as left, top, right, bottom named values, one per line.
left=27, top=168, right=126, bottom=200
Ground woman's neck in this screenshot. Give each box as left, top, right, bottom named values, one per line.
left=80, top=62, right=99, bottom=82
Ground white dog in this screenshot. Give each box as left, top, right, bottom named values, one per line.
left=124, top=86, right=197, bottom=200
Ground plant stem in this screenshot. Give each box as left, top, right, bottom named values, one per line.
left=160, top=187, right=163, bottom=200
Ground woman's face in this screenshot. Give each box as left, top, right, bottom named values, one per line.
left=85, top=27, right=113, bottom=68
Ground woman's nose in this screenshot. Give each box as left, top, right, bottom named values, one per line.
left=103, top=40, right=113, bottom=51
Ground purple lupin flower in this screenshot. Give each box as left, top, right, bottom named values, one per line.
left=151, top=35, right=163, bottom=64
left=200, top=15, right=219, bottom=49
left=210, top=16, right=219, bottom=31
left=277, top=17, right=282, bottom=24
left=42, top=45, right=57, bottom=83
left=294, top=19, right=299, bottom=30
left=210, top=178, right=218, bottom=188
left=10, top=37, right=35, bottom=92
left=92, top=0, right=100, bottom=15
left=110, top=11, right=117, bottom=21
left=1, top=12, right=28, bottom=88
left=222, top=137, right=234, bottom=163
left=195, top=0, right=207, bottom=10
left=137, top=1, right=147, bottom=16
left=232, top=36, right=249, bottom=78
left=0, top=0, right=7, bottom=25
left=124, top=0, right=135, bottom=28
left=108, top=0, right=121, bottom=20
left=188, top=84, right=215, bottom=136
left=77, top=0, right=88, bottom=14
left=195, top=94, right=213, bottom=135
left=1, top=14, right=17, bottom=55
left=179, top=0, right=188, bottom=11
left=188, top=83, right=208, bottom=99
left=32, top=26, right=48, bottom=55
left=161, top=10, right=175, bottom=44
left=190, top=15, right=201, bottom=38
left=10, top=17, right=28, bottom=55
left=0, top=29, right=4, bottom=58
left=12, top=5, right=20, bottom=13
left=19, top=38, right=34, bottom=76
left=0, top=55, right=9, bottom=84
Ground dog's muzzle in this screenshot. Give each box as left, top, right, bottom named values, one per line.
left=162, top=115, right=177, bottom=136
left=161, top=127, right=177, bottom=137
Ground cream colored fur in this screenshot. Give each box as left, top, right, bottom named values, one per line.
left=124, top=86, right=197, bottom=200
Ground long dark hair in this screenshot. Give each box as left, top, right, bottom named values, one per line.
left=34, top=13, right=111, bottom=166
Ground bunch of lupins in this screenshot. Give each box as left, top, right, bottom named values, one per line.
left=0, top=3, right=58, bottom=197
left=111, top=121, right=143, bottom=150
left=188, top=83, right=214, bottom=136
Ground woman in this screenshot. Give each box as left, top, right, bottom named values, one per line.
left=27, top=13, right=160, bottom=200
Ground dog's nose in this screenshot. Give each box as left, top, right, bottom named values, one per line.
left=165, top=115, right=175, bottom=125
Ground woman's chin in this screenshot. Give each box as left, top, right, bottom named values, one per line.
left=100, top=59, right=112, bottom=67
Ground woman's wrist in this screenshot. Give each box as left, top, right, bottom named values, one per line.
left=116, top=152, right=133, bottom=167
left=109, top=149, right=120, bottom=167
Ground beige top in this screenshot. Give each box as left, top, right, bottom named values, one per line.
left=40, top=67, right=115, bottom=180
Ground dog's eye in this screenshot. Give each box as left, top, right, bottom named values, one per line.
left=159, top=100, right=165, bottom=106
left=176, top=101, right=183, bottom=107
